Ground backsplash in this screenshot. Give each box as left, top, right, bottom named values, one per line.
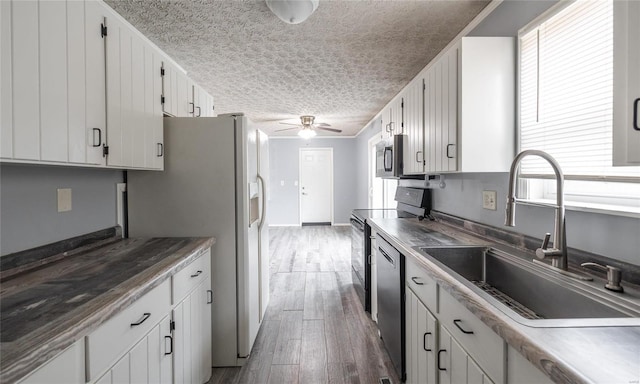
left=400, top=173, right=640, bottom=267
left=0, top=165, right=123, bottom=256
left=432, top=210, right=640, bottom=287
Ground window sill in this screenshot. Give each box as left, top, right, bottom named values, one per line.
left=525, top=198, right=640, bottom=219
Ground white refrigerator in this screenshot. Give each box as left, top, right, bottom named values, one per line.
left=128, top=114, right=269, bottom=367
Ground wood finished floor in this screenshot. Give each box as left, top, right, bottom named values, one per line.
left=208, top=225, right=400, bottom=384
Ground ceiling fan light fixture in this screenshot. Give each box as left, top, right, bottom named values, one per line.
left=266, top=0, right=319, bottom=25
left=298, top=127, right=317, bottom=139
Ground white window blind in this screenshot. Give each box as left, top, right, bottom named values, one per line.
left=519, top=0, right=640, bottom=179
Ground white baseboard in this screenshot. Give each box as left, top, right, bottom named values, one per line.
left=333, top=223, right=351, bottom=226
left=268, top=224, right=301, bottom=227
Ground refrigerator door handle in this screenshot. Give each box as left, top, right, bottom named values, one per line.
left=257, top=174, right=266, bottom=230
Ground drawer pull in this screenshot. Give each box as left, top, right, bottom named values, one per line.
left=411, top=276, right=424, bottom=286
left=437, top=349, right=447, bottom=371
left=423, top=332, right=432, bottom=352
left=207, top=289, right=213, bottom=304
left=164, top=335, right=173, bottom=355
left=130, top=312, right=151, bottom=327
left=453, top=319, right=474, bottom=334
left=191, top=270, right=203, bottom=278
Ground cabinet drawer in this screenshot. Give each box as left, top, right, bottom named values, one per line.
left=86, top=278, right=171, bottom=381
left=172, top=248, right=211, bottom=304
left=439, top=287, right=505, bottom=384
left=406, top=257, right=437, bottom=312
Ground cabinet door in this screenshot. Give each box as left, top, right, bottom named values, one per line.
left=39, top=0, right=68, bottom=162
left=176, top=73, right=190, bottom=117
left=11, top=0, right=40, bottom=160
left=406, top=289, right=437, bottom=384
left=130, top=34, right=145, bottom=168
left=439, top=326, right=467, bottom=384
left=67, top=0, right=88, bottom=164
left=130, top=335, right=149, bottom=384
left=439, top=325, right=495, bottom=384
left=403, top=79, right=424, bottom=175
left=613, top=0, right=640, bottom=165
left=380, top=106, right=390, bottom=139
left=110, top=353, right=130, bottom=384
left=389, top=97, right=403, bottom=136
left=200, top=279, right=213, bottom=383
left=1, top=0, right=13, bottom=158
left=444, top=45, right=459, bottom=172
left=18, top=340, right=84, bottom=384
left=173, top=296, right=193, bottom=384
left=151, top=52, right=164, bottom=170
left=85, top=0, right=108, bottom=166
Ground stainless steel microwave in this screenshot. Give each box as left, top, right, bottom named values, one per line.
left=376, top=134, right=407, bottom=178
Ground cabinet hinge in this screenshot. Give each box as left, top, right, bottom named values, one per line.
left=160, top=68, right=165, bottom=77
left=102, top=145, right=109, bottom=157
left=423, top=83, right=426, bottom=91
left=161, top=95, right=165, bottom=105
left=401, top=100, right=404, bottom=108
left=170, top=320, right=176, bottom=332
left=100, top=24, right=107, bottom=38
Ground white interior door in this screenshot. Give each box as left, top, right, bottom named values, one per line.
left=299, top=148, right=333, bottom=224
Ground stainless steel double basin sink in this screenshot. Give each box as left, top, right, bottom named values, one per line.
left=413, top=245, right=640, bottom=327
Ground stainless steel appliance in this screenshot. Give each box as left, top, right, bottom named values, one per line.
left=127, top=115, right=269, bottom=367
left=376, top=134, right=408, bottom=178
left=350, top=188, right=431, bottom=314
left=377, top=234, right=405, bottom=380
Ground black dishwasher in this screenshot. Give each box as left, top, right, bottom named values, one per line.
left=377, top=235, right=405, bottom=381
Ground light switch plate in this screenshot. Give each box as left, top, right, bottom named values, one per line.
left=482, top=190, right=497, bottom=210
left=57, top=188, right=72, bottom=212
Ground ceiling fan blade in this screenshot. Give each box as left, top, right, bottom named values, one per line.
left=275, top=127, right=300, bottom=132
left=279, top=122, right=300, bottom=126
left=315, top=122, right=332, bottom=127
left=317, top=127, right=342, bottom=133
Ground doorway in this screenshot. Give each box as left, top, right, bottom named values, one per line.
left=299, top=148, right=333, bottom=225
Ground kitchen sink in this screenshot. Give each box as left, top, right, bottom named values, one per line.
left=414, top=246, right=640, bottom=327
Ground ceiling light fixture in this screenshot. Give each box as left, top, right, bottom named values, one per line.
left=298, top=127, right=317, bottom=139
left=266, top=0, right=319, bottom=25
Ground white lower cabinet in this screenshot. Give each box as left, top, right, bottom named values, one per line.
left=173, top=249, right=213, bottom=384
left=93, top=315, right=173, bottom=384
left=405, top=288, right=438, bottom=384
left=439, top=325, right=494, bottom=384
left=18, top=339, right=85, bottom=384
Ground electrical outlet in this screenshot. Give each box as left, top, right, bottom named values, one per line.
left=482, top=190, right=497, bottom=210
left=57, top=188, right=72, bottom=212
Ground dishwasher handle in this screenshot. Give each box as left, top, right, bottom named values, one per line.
left=379, top=247, right=396, bottom=268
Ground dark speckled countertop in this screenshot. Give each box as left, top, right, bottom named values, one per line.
left=0, top=235, right=215, bottom=384
left=369, top=216, right=640, bottom=384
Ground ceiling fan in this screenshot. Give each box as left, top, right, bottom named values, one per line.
left=275, top=115, right=342, bottom=138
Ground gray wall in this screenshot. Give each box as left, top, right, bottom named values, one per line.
left=0, top=164, right=122, bottom=255
left=269, top=138, right=357, bottom=225
left=423, top=174, right=640, bottom=266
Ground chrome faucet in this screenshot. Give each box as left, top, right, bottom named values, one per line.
left=505, top=150, right=568, bottom=270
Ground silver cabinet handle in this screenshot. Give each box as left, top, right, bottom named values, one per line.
left=415, top=151, right=423, bottom=163
left=190, top=270, right=202, bottom=278
left=188, top=102, right=195, bottom=114
left=157, top=143, right=164, bottom=157
left=196, top=106, right=201, bottom=117
left=411, top=276, right=424, bottom=286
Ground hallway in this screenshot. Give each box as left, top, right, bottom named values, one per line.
left=209, top=225, right=400, bottom=384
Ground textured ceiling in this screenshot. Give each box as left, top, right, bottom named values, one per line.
left=105, top=0, right=490, bottom=136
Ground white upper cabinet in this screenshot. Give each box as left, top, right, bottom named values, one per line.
left=403, top=78, right=425, bottom=175
left=613, top=0, right=640, bottom=165
left=9, top=0, right=40, bottom=161
left=425, top=44, right=458, bottom=174
left=1, top=0, right=13, bottom=159
left=84, top=0, right=108, bottom=166
left=456, top=37, right=515, bottom=172
left=380, top=106, right=391, bottom=140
